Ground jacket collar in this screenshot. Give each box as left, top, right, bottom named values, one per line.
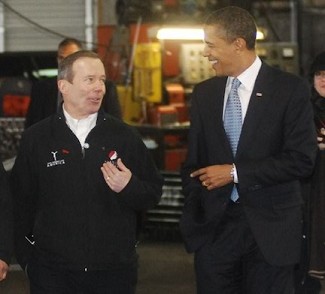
left=56, top=105, right=109, bottom=126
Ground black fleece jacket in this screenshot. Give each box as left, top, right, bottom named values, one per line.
left=11, top=109, right=163, bottom=270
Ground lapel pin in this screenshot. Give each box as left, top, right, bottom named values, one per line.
left=108, top=150, right=119, bottom=168
left=256, top=92, right=263, bottom=97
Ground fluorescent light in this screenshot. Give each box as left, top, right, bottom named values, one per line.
left=32, top=68, right=58, bottom=78
left=156, top=27, right=265, bottom=41
left=157, top=28, right=204, bottom=40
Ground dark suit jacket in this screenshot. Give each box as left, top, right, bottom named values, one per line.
left=0, top=162, right=13, bottom=265
left=180, top=62, right=318, bottom=266
left=25, top=77, right=122, bottom=128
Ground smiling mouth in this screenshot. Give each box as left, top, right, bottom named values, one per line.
left=89, top=97, right=102, bottom=103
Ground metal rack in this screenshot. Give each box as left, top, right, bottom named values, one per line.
left=0, top=117, right=25, bottom=161
left=144, top=172, right=184, bottom=241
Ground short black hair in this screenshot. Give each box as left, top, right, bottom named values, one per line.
left=58, top=38, right=83, bottom=51
left=204, top=6, right=257, bottom=50
left=310, top=51, right=325, bottom=76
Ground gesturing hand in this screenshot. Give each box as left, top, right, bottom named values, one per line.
left=190, top=164, right=233, bottom=190
left=101, top=158, right=132, bottom=193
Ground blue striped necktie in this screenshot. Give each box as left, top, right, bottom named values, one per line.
left=224, top=78, right=242, bottom=202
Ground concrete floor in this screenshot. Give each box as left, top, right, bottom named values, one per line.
left=0, top=241, right=196, bottom=294
left=1, top=240, right=324, bottom=294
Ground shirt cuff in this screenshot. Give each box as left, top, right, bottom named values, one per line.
left=233, top=164, right=239, bottom=183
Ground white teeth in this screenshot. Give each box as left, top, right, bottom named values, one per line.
left=210, top=60, right=218, bottom=65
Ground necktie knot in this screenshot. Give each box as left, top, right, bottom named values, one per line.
left=231, top=78, right=241, bottom=91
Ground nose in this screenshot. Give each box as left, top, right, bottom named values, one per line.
left=94, top=80, right=106, bottom=92
left=202, top=45, right=209, bottom=58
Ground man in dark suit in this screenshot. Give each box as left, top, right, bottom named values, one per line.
left=180, top=6, right=318, bottom=294
left=25, top=38, right=121, bottom=128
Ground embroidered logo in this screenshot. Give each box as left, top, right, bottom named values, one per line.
left=47, top=151, right=66, bottom=167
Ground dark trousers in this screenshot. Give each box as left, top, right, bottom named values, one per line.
left=27, top=259, right=137, bottom=294
left=195, top=202, right=295, bottom=294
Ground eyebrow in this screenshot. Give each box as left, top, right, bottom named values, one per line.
left=84, top=74, right=106, bottom=79
left=204, top=40, right=214, bottom=45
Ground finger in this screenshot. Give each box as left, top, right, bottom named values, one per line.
left=102, top=162, right=117, bottom=174
left=108, top=161, right=120, bottom=173
left=199, top=174, right=208, bottom=182
left=101, top=162, right=110, bottom=173
left=101, top=167, right=110, bottom=181
left=115, top=158, right=126, bottom=171
left=190, top=168, right=205, bottom=177
left=202, top=181, right=209, bottom=187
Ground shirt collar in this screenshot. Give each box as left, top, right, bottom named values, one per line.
left=227, top=56, right=262, bottom=91
left=63, top=105, right=98, bottom=131
left=237, top=56, right=262, bottom=91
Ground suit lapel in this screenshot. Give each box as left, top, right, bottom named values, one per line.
left=209, top=78, right=231, bottom=152
left=211, top=78, right=227, bottom=132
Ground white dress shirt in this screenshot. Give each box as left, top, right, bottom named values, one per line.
left=63, top=106, right=98, bottom=147
left=223, top=56, right=262, bottom=182
left=223, top=56, right=262, bottom=122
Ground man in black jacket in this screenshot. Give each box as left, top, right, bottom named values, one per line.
left=11, top=50, right=163, bottom=294
left=25, top=38, right=122, bottom=128
left=0, top=162, right=13, bottom=282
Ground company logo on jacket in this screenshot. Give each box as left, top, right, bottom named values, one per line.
left=47, top=151, right=65, bottom=167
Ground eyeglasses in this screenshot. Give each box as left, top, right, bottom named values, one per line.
left=315, top=71, right=325, bottom=79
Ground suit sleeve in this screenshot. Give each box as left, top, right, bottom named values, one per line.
left=0, top=162, right=13, bottom=265
left=180, top=89, right=220, bottom=252
left=10, top=134, right=37, bottom=269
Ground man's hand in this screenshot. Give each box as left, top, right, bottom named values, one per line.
left=190, top=164, right=233, bottom=190
left=101, top=158, right=132, bottom=193
left=0, top=259, right=9, bottom=281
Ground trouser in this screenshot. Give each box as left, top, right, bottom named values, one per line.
left=194, top=202, right=295, bottom=294
left=27, top=258, right=137, bottom=294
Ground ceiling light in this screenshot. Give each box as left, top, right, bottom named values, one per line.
left=156, top=27, right=266, bottom=41
left=156, top=28, right=204, bottom=40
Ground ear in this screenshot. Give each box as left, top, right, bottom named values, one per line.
left=234, top=38, right=246, bottom=51
left=58, top=79, right=68, bottom=95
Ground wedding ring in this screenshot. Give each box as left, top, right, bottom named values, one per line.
left=106, top=176, right=110, bottom=181
left=202, top=181, right=208, bottom=187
